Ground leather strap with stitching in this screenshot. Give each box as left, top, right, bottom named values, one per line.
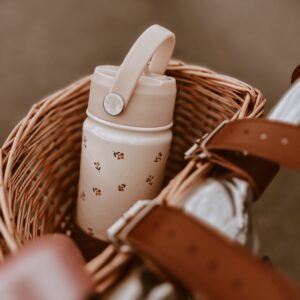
left=113, top=118, right=300, bottom=299
left=125, top=205, right=300, bottom=300
left=196, top=118, right=300, bottom=196
left=207, top=119, right=300, bottom=170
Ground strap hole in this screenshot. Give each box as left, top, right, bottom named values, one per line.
left=281, top=137, right=289, bottom=145
left=187, top=244, right=198, bottom=255
left=243, top=129, right=249, bottom=135
left=230, top=278, right=243, bottom=291
left=206, top=259, right=220, bottom=271
left=259, top=133, right=268, bottom=140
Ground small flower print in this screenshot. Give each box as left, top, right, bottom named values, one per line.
left=113, top=151, right=125, bottom=160
left=154, top=152, right=163, bottom=163
left=94, top=161, right=101, bottom=172
left=118, top=184, right=126, bottom=191
left=87, top=227, right=94, bottom=237
left=92, top=187, right=102, bottom=196
left=146, top=175, right=154, bottom=186
left=80, top=191, right=86, bottom=201
left=83, top=136, right=87, bottom=149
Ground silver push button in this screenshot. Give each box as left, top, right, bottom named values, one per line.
left=103, top=93, right=125, bottom=116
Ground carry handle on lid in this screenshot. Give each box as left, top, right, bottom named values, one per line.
left=103, top=24, right=175, bottom=116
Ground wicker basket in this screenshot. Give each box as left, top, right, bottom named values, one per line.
left=0, top=60, right=265, bottom=292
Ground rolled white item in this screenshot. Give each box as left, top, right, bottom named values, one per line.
left=182, top=79, right=300, bottom=247
left=183, top=178, right=253, bottom=246
left=103, top=267, right=144, bottom=300
left=269, top=78, right=300, bottom=122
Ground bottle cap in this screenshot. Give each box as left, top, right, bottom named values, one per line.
left=87, top=24, right=176, bottom=129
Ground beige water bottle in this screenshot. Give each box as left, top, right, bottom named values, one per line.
left=76, top=25, right=176, bottom=241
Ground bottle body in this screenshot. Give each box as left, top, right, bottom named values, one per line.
left=76, top=116, right=172, bottom=240
left=76, top=25, right=176, bottom=242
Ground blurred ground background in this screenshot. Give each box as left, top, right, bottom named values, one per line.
left=1, top=0, right=300, bottom=282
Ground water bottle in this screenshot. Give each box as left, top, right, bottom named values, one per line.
left=76, top=25, right=176, bottom=240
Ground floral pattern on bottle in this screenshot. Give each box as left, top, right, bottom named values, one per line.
left=80, top=191, right=86, bottom=201
left=113, top=151, right=124, bottom=160
left=154, top=152, right=163, bottom=162
left=92, top=187, right=102, bottom=196
left=94, top=161, right=101, bottom=172
left=118, top=184, right=126, bottom=191
left=78, top=127, right=169, bottom=241
left=146, top=175, right=154, bottom=186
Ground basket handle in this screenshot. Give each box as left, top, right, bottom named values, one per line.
left=103, top=24, right=175, bottom=116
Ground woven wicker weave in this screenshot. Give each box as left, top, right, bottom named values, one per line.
left=0, top=60, right=265, bottom=291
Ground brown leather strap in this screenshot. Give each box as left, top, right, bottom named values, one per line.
left=198, top=118, right=300, bottom=195
left=209, top=151, right=279, bottom=197
left=126, top=205, right=300, bottom=300
left=207, top=119, right=300, bottom=170
left=120, top=118, right=300, bottom=298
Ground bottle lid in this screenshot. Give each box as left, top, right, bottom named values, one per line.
left=87, top=24, right=177, bottom=129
